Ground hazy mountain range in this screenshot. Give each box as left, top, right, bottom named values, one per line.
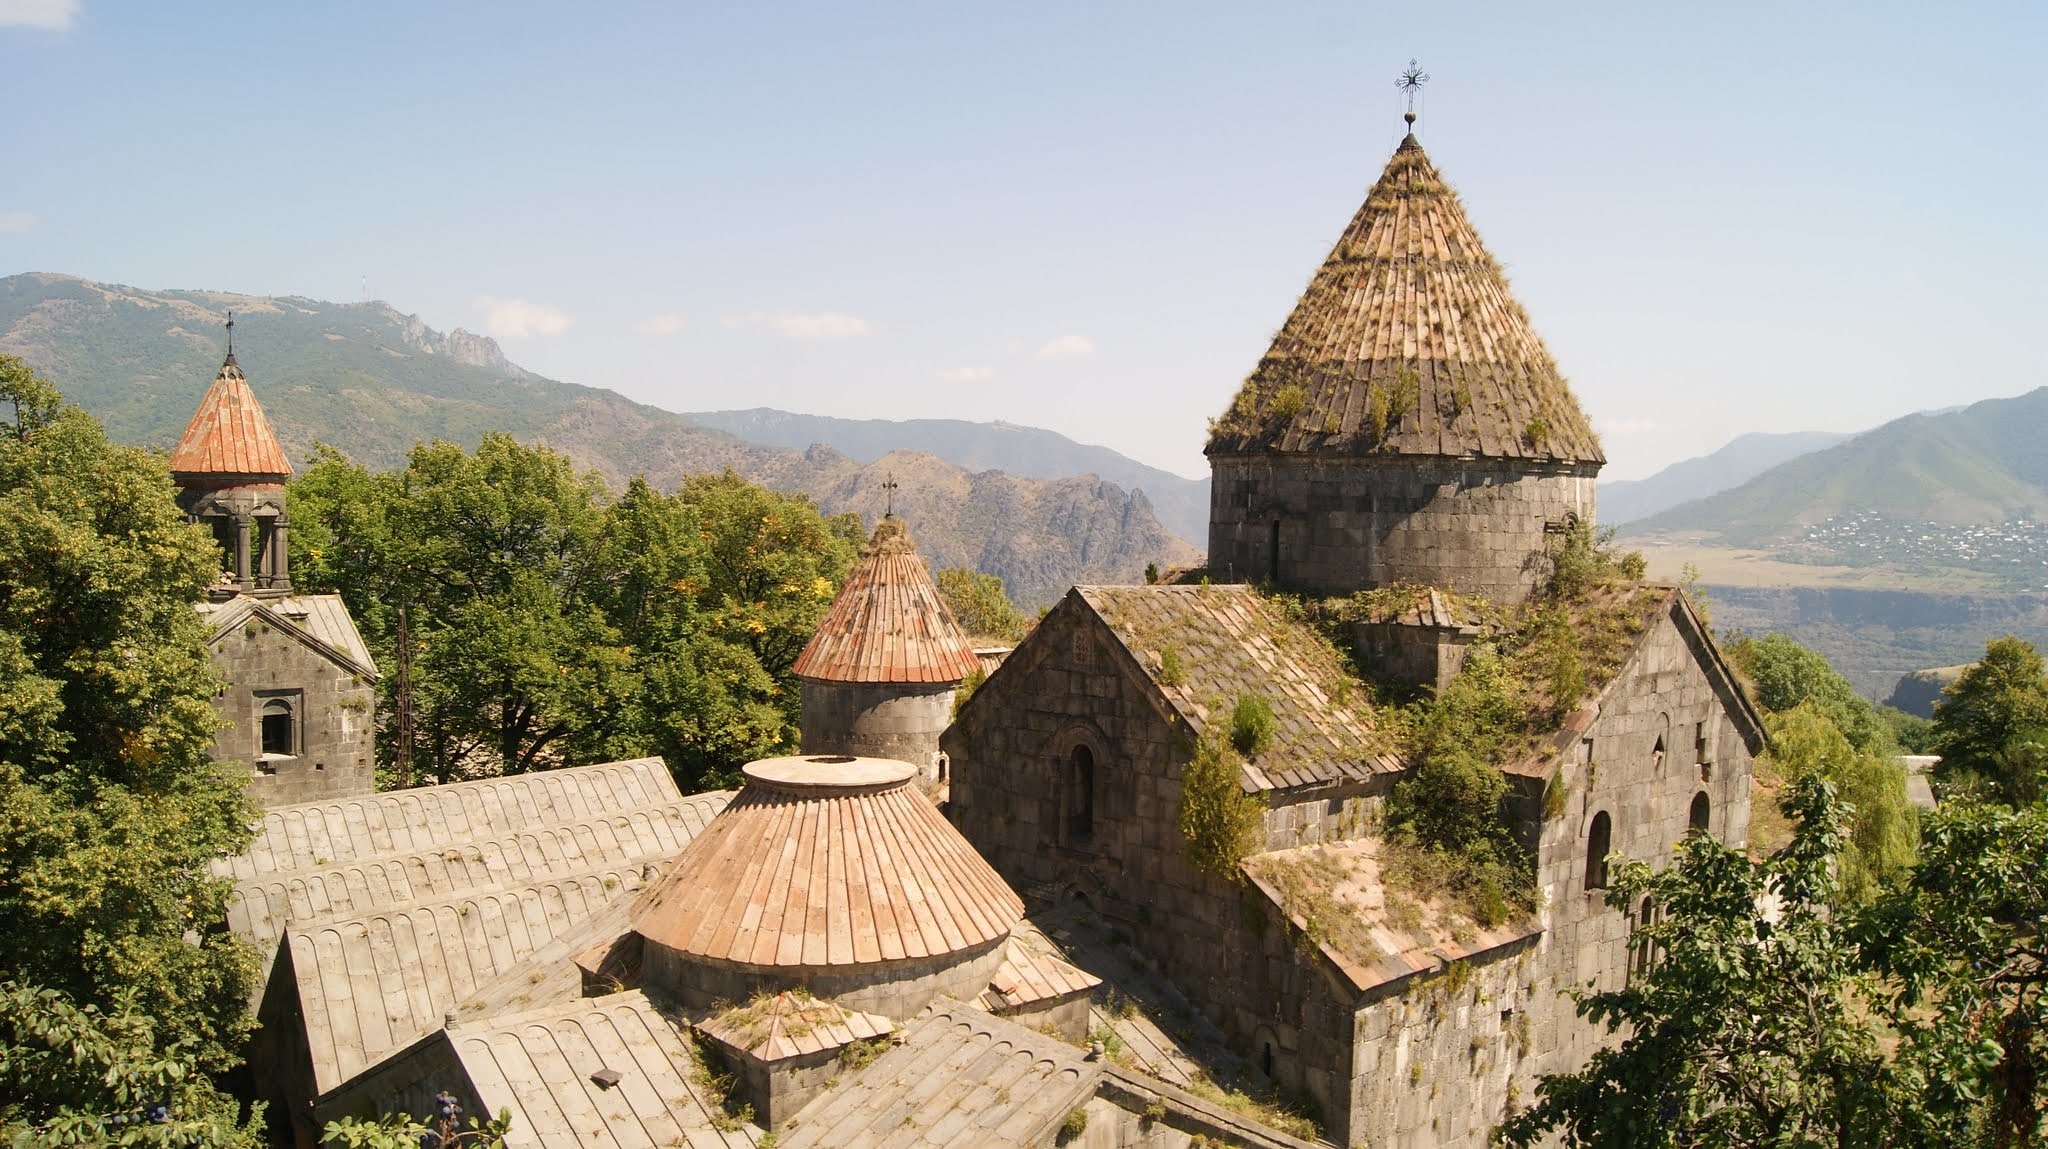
left=0, top=273, right=1198, bottom=607
left=1599, top=431, right=1854, bottom=526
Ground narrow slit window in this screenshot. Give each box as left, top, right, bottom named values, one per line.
left=1067, top=744, right=1095, bottom=841
left=1585, top=811, right=1612, bottom=891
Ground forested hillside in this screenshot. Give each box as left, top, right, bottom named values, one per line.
left=0, top=273, right=1197, bottom=605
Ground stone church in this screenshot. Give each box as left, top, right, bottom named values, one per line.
left=172, top=345, right=379, bottom=806
left=207, top=116, right=1766, bottom=1149
left=944, top=122, right=1765, bottom=1147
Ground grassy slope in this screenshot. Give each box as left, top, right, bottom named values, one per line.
left=1627, top=388, right=2048, bottom=545
left=0, top=273, right=1198, bottom=606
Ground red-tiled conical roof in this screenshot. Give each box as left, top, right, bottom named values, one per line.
left=1206, top=134, right=1604, bottom=465
left=169, top=354, right=293, bottom=479
left=631, top=756, right=1023, bottom=967
left=791, top=517, right=982, bottom=684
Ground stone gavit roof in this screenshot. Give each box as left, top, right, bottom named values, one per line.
left=1075, top=585, right=1400, bottom=791
left=1205, top=135, right=1603, bottom=465
left=792, top=517, right=983, bottom=684
left=632, top=756, right=1023, bottom=968
left=774, top=1002, right=1103, bottom=1149
left=698, top=991, right=895, bottom=1062
left=169, top=354, right=294, bottom=479
left=216, top=757, right=684, bottom=881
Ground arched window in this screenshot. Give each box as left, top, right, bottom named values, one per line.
left=1585, top=811, right=1612, bottom=891
left=1689, top=791, right=1711, bottom=835
left=1631, top=896, right=1658, bottom=978
left=1652, top=713, right=1670, bottom=771
left=1066, top=744, right=1095, bottom=841
left=260, top=698, right=295, bottom=757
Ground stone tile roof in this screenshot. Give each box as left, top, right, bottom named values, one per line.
left=228, top=793, right=730, bottom=966
left=698, top=991, right=895, bottom=1062
left=980, top=930, right=1100, bottom=1014
left=1243, top=840, right=1541, bottom=997
left=196, top=593, right=380, bottom=680
left=792, top=517, right=983, bottom=684
left=633, top=756, right=1023, bottom=967
left=217, top=758, right=686, bottom=881
left=1205, top=136, right=1603, bottom=466
left=775, top=1002, right=1103, bottom=1149
left=444, top=992, right=756, bottom=1149
left=168, top=354, right=294, bottom=479
left=283, top=861, right=659, bottom=1095
left=1074, top=585, right=1399, bottom=791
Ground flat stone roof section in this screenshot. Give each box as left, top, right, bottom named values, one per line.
left=698, top=991, right=894, bottom=1062
left=217, top=757, right=683, bottom=881
left=792, top=517, right=983, bottom=685
left=774, top=1002, right=1102, bottom=1149
left=633, top=757, right=1023, bottom=968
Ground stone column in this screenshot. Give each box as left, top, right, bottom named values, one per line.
left=271, top=514, right=290, bottom=590
left=233, top=514, right=253, bottom=588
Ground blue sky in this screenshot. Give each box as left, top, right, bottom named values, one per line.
left=3, top=1, right=2042, bottom=481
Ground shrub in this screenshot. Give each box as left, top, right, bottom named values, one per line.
left=1230, top=694, right=1276, bottom=756
left=1158, top=645, right=1186, bottom=687
left=1268, top=384, right=1308, bottom=421
left=1178, top=734, right=1265, bottom=881
left=1058, top=1108, right=1089, bottom=1142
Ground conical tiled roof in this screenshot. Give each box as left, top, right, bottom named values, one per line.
left=168, top=354, right=293, bottom=480
left=631, top=756, right=1023, bottom=968
left=1206, top=134, right=1604, bottom=465
left=791, top=517, right=983, bottom=684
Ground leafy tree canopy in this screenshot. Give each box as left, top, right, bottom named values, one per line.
left=1765, top=702, right=1918, bottom=903
left=0, top=357, right=258, bottom=1074
left=291, top=444, right=860, bottom=790
left=935, top=567, right=1028, bottom=643
left=1929, top=636, right=2048, bottom=805
left=1729, top=632, right=1888, bottom=752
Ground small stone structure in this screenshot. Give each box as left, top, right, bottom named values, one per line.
left=1203, top=130, right=1603, bottom=605
left=793, top=516, right=982, bottom=790
left=171, top=348, right=378, bottom=804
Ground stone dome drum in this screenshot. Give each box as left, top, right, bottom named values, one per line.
left=631, top=754, right=1025, bottom=1017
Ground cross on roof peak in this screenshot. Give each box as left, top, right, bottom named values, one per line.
left=1397, top=59, right=1430, bottom=129
left=881, top=473, right=899, bottom=519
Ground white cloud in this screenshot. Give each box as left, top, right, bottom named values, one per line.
left=473, top=296, right=572, bottom=339
left=636, top=313, right=685, bottom=336
left=934, top=366, right=994, bottom=382
left=0, top=0, right=76, bottom=29
left=1598, top=417, right=1662, bottom=437
left=720, top=310, right=871, bottom=339
left=0, top=210, right=36, bottom=234
left=1037, top=334, right=1095, bottom=360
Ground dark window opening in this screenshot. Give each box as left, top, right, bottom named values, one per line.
left=260, top=699, right=295, bottom=757
left=1631, top=896, right=1658, bottom=979
left=1694, top=721, right=1709, bottom=765
left=1651, top=735, right=1666, bottom=770
left=1260, top=1042, right=1275, bottom=1079
left=1267, top=520, right=1281, bottom=583
left=1067, top=744, right=1095, bottom=841
left=1585, top=811, right=1612, bottom=891
left=1689, top=791, right=1711, bottom=835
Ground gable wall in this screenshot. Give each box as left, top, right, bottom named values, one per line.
left=209, top=615, right=376, bottom=805
left=1507, top=602, right=1756, bottom=1098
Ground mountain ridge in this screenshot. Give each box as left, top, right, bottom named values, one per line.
left=0, top=272, right=1198, bottom=606
left=1600, top=430, right=1852, bottom=526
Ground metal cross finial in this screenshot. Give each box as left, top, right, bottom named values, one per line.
left=881, top=473, right=899, bottom=519
left=225, top=310, right=235, bottom=355
left=1397, top=59, right=1430, bottom=126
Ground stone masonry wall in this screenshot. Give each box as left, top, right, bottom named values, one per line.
left=209, top=615, right=376, bottom=807
left=800, top=679, right=954, bottom=789
left=1208, top=455, right=1598, bottom=604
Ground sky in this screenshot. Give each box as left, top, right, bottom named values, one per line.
left=2, top=1, right=2043, bottom=482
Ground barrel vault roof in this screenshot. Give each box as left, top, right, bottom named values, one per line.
left=792, top=517, right=983, bottom=685
left=169, top=354, right=294, bottom=479
left=1205, top=134, right=1603, bottom=465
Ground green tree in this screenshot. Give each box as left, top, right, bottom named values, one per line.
left=1860, top=800, right=2048, bottom=1148
left=0, top=357, right=258, bottom=1074
left=1729, top=632, right=1887, bottom=752
left=1766, top=703, right=1918, bottom=903
left=1930, top=636, right=2048, bottom=805
left=935, top=567, right=1027, bottom=642
left=1500, top=776, right=1900, bottom=1148
left=0, top=982, right=264, bottom=1147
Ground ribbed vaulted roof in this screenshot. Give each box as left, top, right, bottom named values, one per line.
left=169, top=354, right=294, bottom=479
left=791, top=517, right=983, bottom=684
left=1205, top=134, right=1603, bottom=465
left=631, top=755, right=1023, bottom=968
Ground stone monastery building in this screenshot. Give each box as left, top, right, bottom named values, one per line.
left=210, top=113, right=1764, bottom=1149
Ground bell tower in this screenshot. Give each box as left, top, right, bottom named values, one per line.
left=170, top=315, right=296, bottom=596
